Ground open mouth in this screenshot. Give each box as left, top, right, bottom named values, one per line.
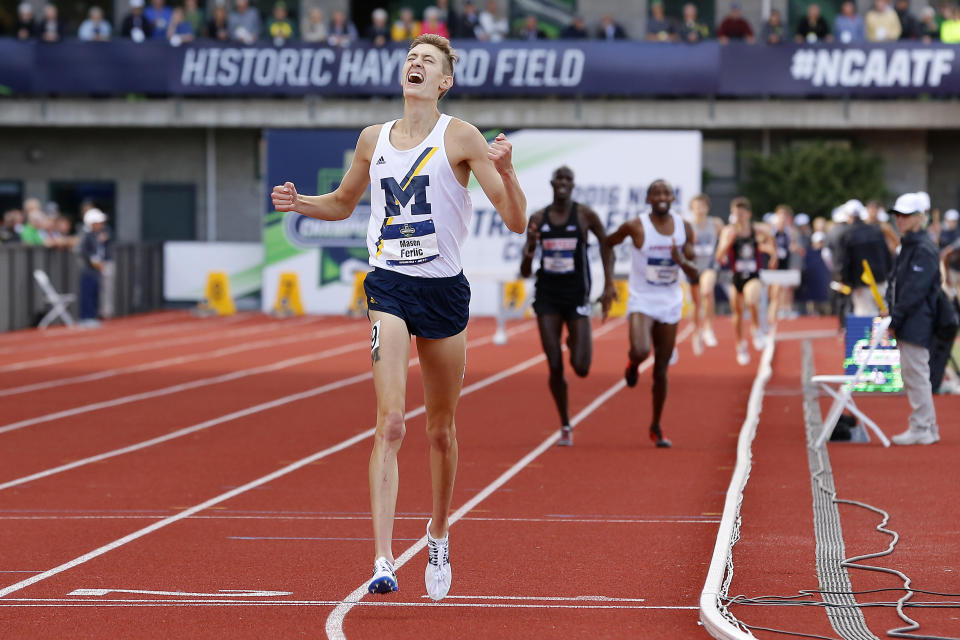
left=407, top=71, right=424, bottom=85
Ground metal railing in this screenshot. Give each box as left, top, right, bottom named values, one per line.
left=0, top=243, right=164, bottom=332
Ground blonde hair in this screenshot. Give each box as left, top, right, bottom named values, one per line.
left=410, top=34, right=458, bottom=98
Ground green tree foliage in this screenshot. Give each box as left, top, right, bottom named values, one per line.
left=740, top=142, right=887, bottom=219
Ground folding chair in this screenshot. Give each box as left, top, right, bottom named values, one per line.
left=812, top=315, right=892, bottom=448
left=33, top=269, right=76, bottom=329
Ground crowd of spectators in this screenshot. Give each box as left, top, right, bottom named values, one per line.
left=6, top=0, right=957, bottom=47
left=1, top=197, right=79, bottom=249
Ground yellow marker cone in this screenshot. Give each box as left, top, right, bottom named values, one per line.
left=272, top=272, right=305, bottom=316
left=860, top=259, right=888, bottom=315
left=608, top=279, right=630, bottom=318
left=348, top=271, right=368, bottom=317
left=203, top=271, right=236, bottom=316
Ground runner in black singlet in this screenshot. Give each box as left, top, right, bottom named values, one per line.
left=520, top=166, right=616, bottom=447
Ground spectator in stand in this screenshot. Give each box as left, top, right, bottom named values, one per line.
left=454, top=0, right=480, bottom=38
left=477, top=0, right=509, bottom=41
left=367, top=8, right=389, bottom=46
left=796, top=3, right=833, bottom=41
left=265, top=1, right=295, bottom=46
left=1, top=209, right=23, bottom=244
left=229, top=0, right=261, bottom=45
left=943, top=5, right=960, bottom=42
left=760, top=9, right=787, bottom=43
left=301, top=7, right=327, bottom=43
left=435, top=0, right=455, bottom=31
left=20, top=207, right=54, bottom=247
left=51, top=215, right=77, bottom=249
left=560, top=14, right=588, bottom=39
left=646, top=0, right=677, bottom=41
left=78, top=209, right=108, bottom=327
left=917, top=6, right=941, bottom=40
left=678, top=3, right=710, bottom=42
left=78, top=6, right=112, bottom=41
left=122, top=0, right=154, bottom=41
left=183, top=0, right=205, bottom=38
left=597, top=13, right=627, bottom=40
left=866, top=0, right=902, bottom=41
left=327, top=9, right=357, bottom=47
left=15, top=3, right=38, bottom=39
left=38, top=4, right=63, bottom=41
left=421, top=6, right=449, bottom=38
left=207, top=2, right=230, bottom=41
left=717, top=2, right=755, bottom=43
left=834, top=1, right=866, bottom=42
left=167, top=6, right=195, bottom=45
left=516, top=13, right=546, bottom=40
left=145, top=0, right=172, bottom=39
left=894, top=0, right=920, bottom=37
left=391, top=7, right=421, bottom=41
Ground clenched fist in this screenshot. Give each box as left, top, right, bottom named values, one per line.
left=271, top=182, right=299, bottom=212
left=487, top=133, right=514, bottom=175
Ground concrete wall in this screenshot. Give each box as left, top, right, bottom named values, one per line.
left=0, top=128, right=262, bottom=243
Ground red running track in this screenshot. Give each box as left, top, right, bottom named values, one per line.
left=0, top=312, right=954, bottom=638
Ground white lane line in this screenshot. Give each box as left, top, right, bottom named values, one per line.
left=0, top=320, right=550, bottom=599
left=0, top=322, right=359, bottom=398
left=0, top=315, right=316, bottom=373
left=0, top=599, right=698, bottom=610
left=67, top=588, right=293, bottom=597
left=0, top=313, right=197, bottom=353
left=0, top=515, right=720, bottom=524
left=774, top=329, right=837, bottom=342
left=0, top=341, right=366, bottom=436
left=0, top=323, right=537, bottom=491
left=0, top=314, right=246, bottom=358
left=324, top=322, right=691, bottom=640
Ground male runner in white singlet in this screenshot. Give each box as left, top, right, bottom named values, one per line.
left=271, top=34, right=527, bottom=601
left=604, top=180, right=698, bottom=448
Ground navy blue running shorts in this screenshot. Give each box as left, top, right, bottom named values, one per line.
left=363, top=267, right=471, bottom=339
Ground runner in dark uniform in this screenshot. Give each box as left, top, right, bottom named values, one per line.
left=716, top=197, right=777, bottom=366
left=768, top=204, right=798, bottom=326
left=520, top=166, right=615, bottom=446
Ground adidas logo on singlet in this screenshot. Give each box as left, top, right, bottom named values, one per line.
left=376, top=156, right=386, bottom=165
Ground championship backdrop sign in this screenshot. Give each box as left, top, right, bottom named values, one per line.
left=263, top=128, right=701, bottom=315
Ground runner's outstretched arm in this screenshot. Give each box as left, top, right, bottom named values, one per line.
left=270, top=126, right=379, bottom=221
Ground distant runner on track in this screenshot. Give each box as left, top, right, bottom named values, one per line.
left=520, top=166, right=616, bottom=447
left=604, top=179, right=698, bottom=448
left=271, top=34, right=527, bottom=601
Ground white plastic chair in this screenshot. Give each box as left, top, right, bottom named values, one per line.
left=33, top=269, right=76, bottom=329
left=812, top=315, right=892, bottom=448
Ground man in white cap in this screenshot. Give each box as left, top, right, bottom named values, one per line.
left=78, top=208, right=108, bottom=326
left=886, top=193, right=941, bottom=444
left=839, top=198, right=892, bottom=316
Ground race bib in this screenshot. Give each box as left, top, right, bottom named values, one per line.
left=378, top=218, right=440, bottom=266
left=735, top=258, right=757, bottom=274
left=694, top=244, right=714, bottom=257
left=542, top=238, right=578, bottom=274
left=646, top=256, right=679, bottom=285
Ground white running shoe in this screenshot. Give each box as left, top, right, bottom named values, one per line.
left=557, top=425, right=573, bottom=446
left=692, top=331, right=704, bottom=356
left=891, top=428, right=936, bottom=446
left=736, top=342, right=750, bottom=366
left=425, top=520, right=451, bottom=601
left=752, top=330, right=766, bottom=352
left=669, top=347, right=679, bottom=366
left=368, top=556, right=398, bottom=594
left=702, top=327, right=718, bottom=348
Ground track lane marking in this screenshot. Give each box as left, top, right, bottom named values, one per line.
left=0, top=321, right=557, bottom=599
left=0, top=315, right=319, bottom=373
left=325, top=323, right=692, bottom=639
left=0, top=323, right=537, bottom=490
left=0, top=322, right=359, bottom=398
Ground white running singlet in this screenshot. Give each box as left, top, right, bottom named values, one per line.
left=367, top=114, right=472, bottom=278
left=627, top=211, right=687, bottom=324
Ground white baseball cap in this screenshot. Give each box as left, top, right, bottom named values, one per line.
left=831, top=206, right=849, bottom=223
left=915, top=191, right=931, bottom=212
left=794, top=213, right=810, bottom=226
left=945, top=209, right=959, bottom=222
left=843, top=199, right=866, bottom=221
left=891, top=193, right=924, bottom=215
left=83, top=208, right=107, bottom=225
